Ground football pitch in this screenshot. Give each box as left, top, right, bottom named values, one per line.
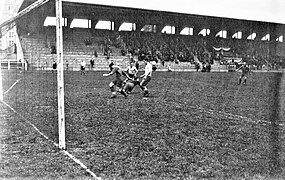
left=1, top=70, right=285, bottom=179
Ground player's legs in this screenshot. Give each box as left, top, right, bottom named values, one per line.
left=140, top=76, right=151, bottom=97
left=243, top=75, right=247, bottom=84
left=140, top=76, right=151, bottom=87
left=122, top=78, right=128, bottom=87
left=81, top=66, right=86, bottom=76
left=109, top=81, right=117, bottom=98
left=238, top=74, right=245, bottom=85
left=142, top=87, right=149, bottom=97
left=115, top=78, right=127, bottom=98
left=123, top=83, right=133, bottom=94
left=123, top=74, right=135, bottom=86
left=124, top=79, right=140, bottom=94
left=238, top=76, right=242, bottom=85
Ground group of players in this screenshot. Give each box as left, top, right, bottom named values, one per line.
left=103, top=57, right=157, bottom=98
left=102, top=57, right=251, bottom=98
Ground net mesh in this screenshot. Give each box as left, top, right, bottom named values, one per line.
left=0, top=0, right=50, bottom=38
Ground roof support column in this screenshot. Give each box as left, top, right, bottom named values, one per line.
left=135, top=22, right=144, bottom=32
left=90, top=19, right=98, bottom=29
left=66, top=17, right=73, bottom=28
left=175, top=25, right=183, bottom=35
left=113, top=20, right=121, bottom=31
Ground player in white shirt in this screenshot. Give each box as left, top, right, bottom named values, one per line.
left=140, top=58, right=157, bottom=97
left=122, top=61, right=138, bottom=87
left=126, top=61, right=138, bottom=79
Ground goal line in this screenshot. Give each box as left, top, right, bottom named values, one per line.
left=0, top=99, right=102, bottom=180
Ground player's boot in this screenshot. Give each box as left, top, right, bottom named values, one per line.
left=119, top=89, right=128, bottom=98
left=122, top=80, right=126, bottom=88
left=110, top=94, right=116, bottom=98
left=143, top=90, right=149, bottom=97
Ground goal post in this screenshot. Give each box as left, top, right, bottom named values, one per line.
left=56, top=0, right=66, bottom=150
left=0, top=61, right=3, bottom=101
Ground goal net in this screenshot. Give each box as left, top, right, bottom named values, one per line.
left=1, top=0, right=66, bottom=149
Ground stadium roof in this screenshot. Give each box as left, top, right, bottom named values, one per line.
left=64, top=0, right=285, bottom=24
left=16, top=0, right=285, bottom=37
left=18, top=0, right=285, bottom=25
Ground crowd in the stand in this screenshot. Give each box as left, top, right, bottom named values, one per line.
left=120, top=32, right=211, bottom=65
left=96, top=30, right=283, bottom=70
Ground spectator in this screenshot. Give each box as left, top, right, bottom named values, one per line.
left=94, top=49, right=98, bottom=58
left=25, top=59, right=29, bottom=71
left=52, top=59, right=57, bottom=73
left=80, top=60, right=86, bottom=76
left=195, top=62, right=200, bottom=72
left=66, top=60, right=69, bottom=71
left=90, top=57, right=95, bottom=70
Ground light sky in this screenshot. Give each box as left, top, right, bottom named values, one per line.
left=64, top=0, right=285, bottom=24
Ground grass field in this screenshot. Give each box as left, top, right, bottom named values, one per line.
left=1, top=69, right=285, bottom=179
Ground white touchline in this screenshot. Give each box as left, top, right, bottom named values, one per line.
left=4, top=79, right=21, bottom=94
left=0, top=100, right=102, bottom=180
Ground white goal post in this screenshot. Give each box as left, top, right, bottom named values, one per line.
left=56, top=0, right=66, bottom=150
left=0, top=61, right=3, bottom=101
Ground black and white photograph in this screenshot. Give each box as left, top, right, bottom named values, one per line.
left=0, top=0, right=285, bottom=179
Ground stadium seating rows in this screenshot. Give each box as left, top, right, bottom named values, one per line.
left=15, top=27, right=283, bottom=71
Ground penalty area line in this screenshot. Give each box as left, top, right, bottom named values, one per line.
left=190, top=105, right=284, bottom=127
left=166, top=100, right=282, bottom=126
left=0, top=100, right=102, bottom=180
left=4, top=79, right=21, bottom=94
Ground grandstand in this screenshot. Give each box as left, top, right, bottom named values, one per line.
left=1, top=0, right=285, bottom=71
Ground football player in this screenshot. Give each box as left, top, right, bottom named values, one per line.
left=139, top=58, right=157, bottom=97
left=126, top=61, right=138, bottom=79
left=103, top=62, right=130, bottom=98
left=236, top=62, right=251, bottom=85
left=123, top=77, right=141, bottom=94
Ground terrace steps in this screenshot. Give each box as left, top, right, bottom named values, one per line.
left=18, top=28, right=229, bottom=72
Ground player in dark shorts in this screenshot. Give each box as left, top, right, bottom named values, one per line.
left=123, top=77, right=141, bottom=94
left=103, top=62, right=130, bottom=98
left=236, top=62, right=251, bottom=85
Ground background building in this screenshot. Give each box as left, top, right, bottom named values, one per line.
left=0, top=0, right=22, bottom=50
